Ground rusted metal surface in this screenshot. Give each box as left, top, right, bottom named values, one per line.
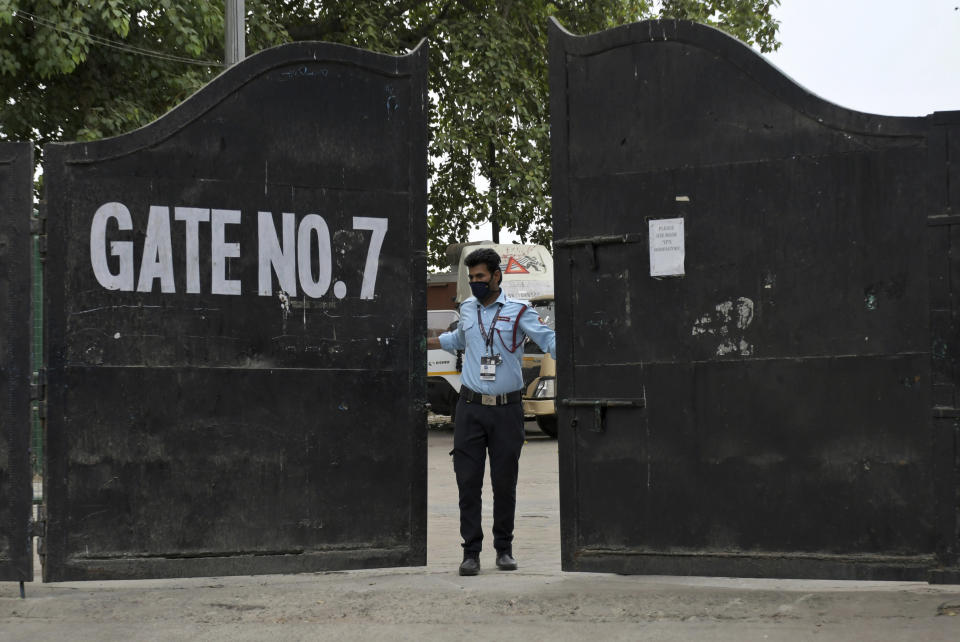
left=0, top=142, right=33, bottom=582
left=42, top=42, right=428, bottom=581
left=549, top=18, right=959, bottom=580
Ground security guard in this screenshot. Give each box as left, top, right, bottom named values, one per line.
left=427, top=248, right=556, bottom=576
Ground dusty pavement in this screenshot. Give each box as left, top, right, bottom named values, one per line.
left=2, top=423, right=960, bottom=641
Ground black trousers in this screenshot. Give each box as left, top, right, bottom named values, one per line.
left=452, top=394, right=525, bottom=557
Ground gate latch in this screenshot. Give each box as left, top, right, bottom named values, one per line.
left=553, top=233, right=644, bottom=270
left=561, top=397, right=645, bottom=432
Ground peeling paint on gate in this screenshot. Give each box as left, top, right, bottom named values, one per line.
left=691, top=297, right=755, bottom=357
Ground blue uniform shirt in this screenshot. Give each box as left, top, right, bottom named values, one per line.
left=439, top=290, right=557, bottom=395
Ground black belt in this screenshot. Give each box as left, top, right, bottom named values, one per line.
left=460, top=386, right=522, bottom=406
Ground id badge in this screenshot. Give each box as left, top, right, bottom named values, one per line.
left=480, top=355, right=501, bottom=381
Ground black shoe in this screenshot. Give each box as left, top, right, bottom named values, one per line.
left=496, top=552, right=517, bottom=571
left=459, top=557, right=480, bottom=576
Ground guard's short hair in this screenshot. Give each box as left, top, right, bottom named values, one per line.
left=464, top=248, right=501, bottom=276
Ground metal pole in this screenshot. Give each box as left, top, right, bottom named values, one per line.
left=225, top=0, right=245, bottom=66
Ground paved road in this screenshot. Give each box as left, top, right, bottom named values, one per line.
left=2, top=424, right=959, bottom=641
left=428, top=420, right=562, bottom=574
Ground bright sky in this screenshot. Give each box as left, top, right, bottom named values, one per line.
left=763, top=0, right=960, bottom=117
left=469, top=0, right=960, bottom=243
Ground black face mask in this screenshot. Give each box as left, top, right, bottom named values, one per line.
left=470, top=280, right=491, bottom=300
left=469, top=274, right=499, bottom=300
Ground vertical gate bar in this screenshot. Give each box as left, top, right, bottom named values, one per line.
left=30, top=206, right=44, bottom=488
left=945, top=117, right=960, bottom=572
left=406, top=42, right=429, bottom=567
left=928, top=113, right=960, bottom=581
left=39, top=145, right=65, bottom=582
left=929, top=122, right=954, bottom=573
left=953, top=121, right=960, bottom=576
left=947, top=116, right=960, bottom=576
left=549, top=18, right=581, bottom=572
left=0, top=141, right=34, bottom=583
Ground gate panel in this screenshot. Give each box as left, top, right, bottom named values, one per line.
left=0, top=142, right=33, bottom=582
left=929, top=112, right=960, bottom=582
left=550, top=19, right=952, bottom=579
left=42, top=43, right=427, bottom=581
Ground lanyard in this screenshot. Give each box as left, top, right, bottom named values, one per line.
left=476, top=302, right=503, bottom=355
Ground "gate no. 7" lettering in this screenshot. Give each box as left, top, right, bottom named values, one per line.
left=89, top=202, right=388, bottom=300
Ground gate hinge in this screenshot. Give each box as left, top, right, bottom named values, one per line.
left=933, top=406, right=960, bottom=418
left=927, top=210, right=958, bottom=226
left=553, top=233, right=644, bottom=270
left=30, top=368, right=47, bottom=402
left=562, top=396, right=646, bottom=432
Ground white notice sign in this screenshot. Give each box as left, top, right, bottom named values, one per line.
left=649, top=218, right=685, bottom=277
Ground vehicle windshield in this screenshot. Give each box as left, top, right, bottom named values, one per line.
left=427, top=309, right=458, bottom=340
left=532, top=300, right=556, bottom=330
left=525, top=299, right=555, bottom=354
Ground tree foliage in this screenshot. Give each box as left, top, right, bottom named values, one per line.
left=0, top=1, right=282, bottom=148
left=0, top=0, right=780, bottom=267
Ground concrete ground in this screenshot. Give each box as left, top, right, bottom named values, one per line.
left=2, top=422, right=959, bottom=641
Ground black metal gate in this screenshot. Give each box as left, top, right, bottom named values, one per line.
left=0, top=142, right=33, bottom=583
left=550, top=19, right=959, bottom=580
left=41, top=42, right=428, bottom=581
left=929, top=111, right=960, bottom=583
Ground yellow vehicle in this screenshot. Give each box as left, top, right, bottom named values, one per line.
left=522, top=295, right=557, bottom=438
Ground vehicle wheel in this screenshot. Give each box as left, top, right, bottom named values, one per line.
left=536, top=415, right=558, bottom=438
